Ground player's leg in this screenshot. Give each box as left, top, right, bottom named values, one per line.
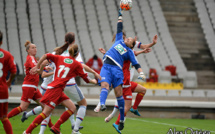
left=99, top=65, right=111, bottom=111
left=22, top=88, right=44, bottom=121
left=113, top=99, right=131, bottom=134
left=8, top=87, right=39, bottom=118
left=100, top=82, right=110, bottom=111
left=114, top=85, right=124, bottom=130
left=105, top=100, right=118, bottom=122
left=0, top=102, right=13, bottom=134
left=51, top=99, right=76, bottom=133
left=72, top=99, right=86, bottom=134
left=8, top=100, right=29, bottom=118
left=1, top=117, right=13, bottom=134
left=21, top=106, right=43, bottom=122
left=24, top=105, right=52, bottom=133
left=64, top=85, right=84, bottom=130
left=94, top=87, right=113, bottom=113
left=39, top=114, right=52, bottom=134
left=130, top=82, right=146, bottom=116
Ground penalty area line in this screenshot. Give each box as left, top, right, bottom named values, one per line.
left=127, top=118, right=215, bottom=133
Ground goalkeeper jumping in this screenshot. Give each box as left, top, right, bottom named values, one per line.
left=98, top=9, right=146, bottom=131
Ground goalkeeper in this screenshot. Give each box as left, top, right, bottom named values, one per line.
left=98, top=9, right=146, bottom=131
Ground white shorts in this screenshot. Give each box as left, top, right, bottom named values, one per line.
left=40, top=87, right=46, bottom=96
left=64, top=84, right=85, bottom=103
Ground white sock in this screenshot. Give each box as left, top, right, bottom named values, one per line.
left=111, top=100, right=119, bottom=117
left=96, top=102, right=100, bottom=108
left=74, top=106, right=86, bottom=131
left=39, top=114, right=51, bottom=134
left=26, top=106, right=42, bottom=118
left=65, top=107, right=75, bottom=126
left=70, top=114, right=75, bottom=126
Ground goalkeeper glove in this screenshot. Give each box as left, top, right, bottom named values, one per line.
left=118, top=8, right=123, bottom=20
left=138, top=72, right=146, bottom=81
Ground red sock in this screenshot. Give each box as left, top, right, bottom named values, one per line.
left=115, top=113, right=126, bottom=125
left=48, top=118, right=53, bottom=128
left=7, top=106, right=22, bottom=118
left=133, top=93, right=145, bottom=109
left=2, top=117, right=13, bottom=134
left=54, top=110, right=73, bottom=129
left=26, top=113, right=47, bottom=133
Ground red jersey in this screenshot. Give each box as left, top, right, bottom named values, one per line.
left=23, top=55, right=39, bottom=87
left=0, top=48, right=16, bottom=99
left=46, top=54, right=90, bottom=89
left=123, top=60, right=131, bottom=87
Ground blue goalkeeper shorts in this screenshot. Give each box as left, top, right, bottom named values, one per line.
left=98, top=64, right=124, bottom=88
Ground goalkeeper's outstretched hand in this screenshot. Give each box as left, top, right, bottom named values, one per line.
left=138, top=72, right=146, bottom=81
left=118, top=8, right=123, bottom=17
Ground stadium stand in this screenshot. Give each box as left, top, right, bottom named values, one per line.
left=193, top=90, right=205, bottom=97
left=195, top=0, right=215, bottom=62
left=180, top=90, right=193, bottom=97
left=160, top=0, right=215, bottom=88
left=167, top=90, right=180, bottom=97
left=3, top=0, right=215, bottom=88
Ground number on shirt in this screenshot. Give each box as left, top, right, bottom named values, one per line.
left=0, top=62, right=3, bottom=77
left=58, top=65, right=70, bottom=78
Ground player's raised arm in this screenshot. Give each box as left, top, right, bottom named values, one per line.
left=134, top=48, right=152, bottom=56
left=137, top=35, right=158, bottom=49
left=115, top=9, right=124, bottom=42
left=98, top=48, right=106, bottom=55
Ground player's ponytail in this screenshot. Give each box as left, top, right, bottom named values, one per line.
left=69, top=44, right=79, bottom=58
left=25, top=40, right=31, bottom=52
left=56, top=32, right=75, bottom=55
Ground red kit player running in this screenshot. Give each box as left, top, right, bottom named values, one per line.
left=0, top=31, right=17, bottom=134
left=7, top=40, right=44, bottom=119
left=23, top=44, right=99, bottom=134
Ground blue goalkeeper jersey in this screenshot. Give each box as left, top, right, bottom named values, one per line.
left=103, top=22, right=139, bottom=69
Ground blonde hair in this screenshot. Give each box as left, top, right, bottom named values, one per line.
left=24, top=40, right=32, bottom=52
left=69, top=44, right=79, bottom=58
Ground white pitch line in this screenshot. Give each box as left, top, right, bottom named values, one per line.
left=128, top=118, right=215, bottom=133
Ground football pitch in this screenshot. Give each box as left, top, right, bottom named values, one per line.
left=1, top=115, right=215, bottom=134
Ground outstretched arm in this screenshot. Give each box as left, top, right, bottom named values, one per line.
left=138, top=35, right=158, bottom=49
left=82, top=64, right=101, bottom=80
left=115, top=9, right=124, bottom=41
left=134, top=48, right=152, bottom=56
left=98, top=48, right=106, bottom=55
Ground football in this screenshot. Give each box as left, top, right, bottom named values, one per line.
left=120, top=0, right=132, bottom=11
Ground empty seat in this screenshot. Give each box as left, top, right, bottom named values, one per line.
left=193, top=90, right=205, bottom=97
left=145, top=89, right=153, bottom=96
left=154, top=90, right=166, bottom=96
left=158, top=71, right=172, bottom=83
left=206, top=90, right=215, bottom=97
left=180, top=90, right=192, bottom=97
left=183, top=71, right=198, bottom=88
left=167, top=90, right=180, bottom=97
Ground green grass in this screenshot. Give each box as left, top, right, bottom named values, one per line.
left=1, top=115, right=215, bottom=134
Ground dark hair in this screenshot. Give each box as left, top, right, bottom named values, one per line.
left=69, top=44, right=79, bottom=58
left=93, top=54, right=98, bottom=60
left=0, top=31, right=2, bottom=42
left=112, top=31, right=126, bottom=42
left=131, top=40, right=136, bottom=49
left=56, top=32, right=75, bottom=55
